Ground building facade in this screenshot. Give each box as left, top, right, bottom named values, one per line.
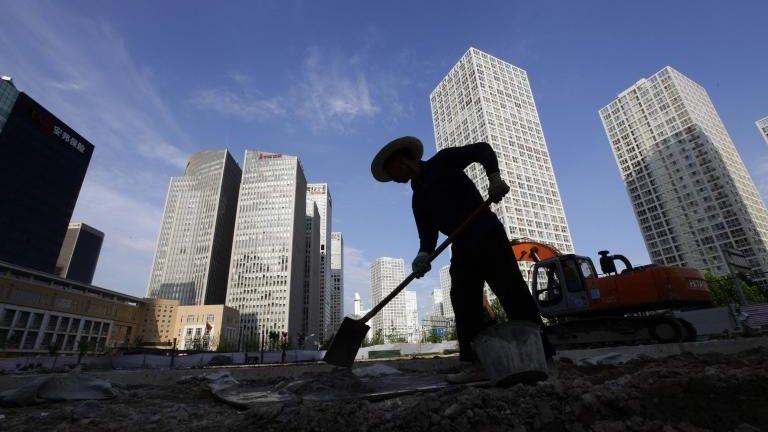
left=430, top=48, right=575, bottom=285
left=370, top=258, right=410, bottom=343
left=147, top=150, right=241, bottom=306
left=329, top=232, right=344, bottom=335
left=0, top=77, right=94, bottom=274
left=0, top=260, right=141, bottom=354
left=55, top=223, right=104, bottom=284
left=226, top=151, right=307, bottom=346
left=302, top=203, right=321, bottom=346
left=757, top=116, right=768, bottom=145
left=439, top=265, right=454, bottom=319
left=600, top=67, right=768, bottom=285
left=175, top=304, right=240, bottom=351
left=404, top=290, right=420, bottom=343
left=306, top=184, right=332, bottom=343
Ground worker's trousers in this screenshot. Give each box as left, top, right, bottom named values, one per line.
left=449, top=223, right=551, bottom=362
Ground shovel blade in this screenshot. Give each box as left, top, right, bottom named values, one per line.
left=323, top=317, right=370, bottom=368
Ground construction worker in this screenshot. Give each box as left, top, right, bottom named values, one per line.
left=371, top=136, right=554, bottom=383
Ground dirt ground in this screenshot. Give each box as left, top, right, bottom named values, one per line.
left=1, top=348, right=767, bottom=432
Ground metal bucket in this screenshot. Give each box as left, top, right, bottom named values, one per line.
left=472, top=321, right=548, bottom=386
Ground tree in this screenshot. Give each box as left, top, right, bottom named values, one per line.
left=48, top=340, right=62, bottom=371
left=268, top=331, right=280, bottom=351
left=426, top=329, right=443, bottom=344
left=296, top=333, right=306, bottom=350
left=369, top=329, right=384, bottom=346
left=705, top=273, right=767, bottom=306
left=444, top=327, right=457, bottom=341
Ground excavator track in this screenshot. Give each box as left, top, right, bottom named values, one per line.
left=547, top=315, right=697, bottom=350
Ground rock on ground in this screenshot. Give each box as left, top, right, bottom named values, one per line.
left=0, top=348, right=767, bottom=431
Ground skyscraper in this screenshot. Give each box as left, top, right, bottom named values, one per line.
left=431, top=288, right=444, bottom=316
left=0, top=76, right=94, bottom=273
left=55, top=222, right=105, bottom=284
left=439, top=265, right=454, bottom=319
left=306, top=183, right=332, bottom=342
left=226, top=151, right=307, bottom=344
left=302, top=203, right=320, bottom=343
left=147, top=150, right=241, bottom=305
left=370, top=257, right=409, bottom=343
left=430, top=48, right=575, bottom=284
left=757, top=116, right=768, bottom=145
left=600, top=67, right=768, bottom=285
left=404, top=290, right=420, bottom=343
left=329, top=232, right=344, bottom=335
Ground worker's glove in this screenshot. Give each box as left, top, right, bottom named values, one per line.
left=487, top=172, right=510, bottom=203
left=411, top=252, right=432, bottom=278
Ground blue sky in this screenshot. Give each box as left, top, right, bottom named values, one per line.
left=2, top=1, right=767, bottom=320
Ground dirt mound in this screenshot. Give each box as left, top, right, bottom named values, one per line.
left=1, top=348, right=766, bottom=432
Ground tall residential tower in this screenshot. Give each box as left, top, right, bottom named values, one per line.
left=370, top=257, right=410, bottom=343
left=600, top=67, right=768, bottom=285
left=757, top=116, right=768, bottom=145
left=430, top=48, right=575, bottom=284
left=147, top=150, right=241, bottom=305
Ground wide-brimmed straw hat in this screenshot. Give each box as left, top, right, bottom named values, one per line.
left=370, top=136, right=424, bottom=182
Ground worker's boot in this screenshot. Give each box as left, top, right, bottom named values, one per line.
left=445, top=363, right=489, bottom=384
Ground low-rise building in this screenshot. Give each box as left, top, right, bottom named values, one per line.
left=0, top=260, right=142, bottom=355
left=0, top=260, right=239, bottom=355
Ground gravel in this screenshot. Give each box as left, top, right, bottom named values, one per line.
left=1, top=348, right=767, bottom=431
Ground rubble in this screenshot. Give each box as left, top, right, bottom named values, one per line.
left=0, top=347, right=765, bottom=431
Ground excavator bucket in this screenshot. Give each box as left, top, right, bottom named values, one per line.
left=510, top=238, right=562, bottom=263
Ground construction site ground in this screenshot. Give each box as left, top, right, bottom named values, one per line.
left=0, top=337, right=767, bottom=432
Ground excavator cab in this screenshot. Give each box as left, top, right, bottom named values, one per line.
left=511, top=239, right=597, bottom=318
left=531, top=255, right=597, bottom=317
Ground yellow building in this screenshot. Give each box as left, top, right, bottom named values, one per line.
left=0, top=260, right=142, bottom=354
left=136, top=298, right=178, bottom=348
left=175, top=304, right=240, bottom=351
left=0, top=260, right=240, bottom=355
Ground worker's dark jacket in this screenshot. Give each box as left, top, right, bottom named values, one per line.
left=411, top=142, right=504, bottom=253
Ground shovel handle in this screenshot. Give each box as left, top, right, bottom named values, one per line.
left=361, top=197, right=494, bottom=322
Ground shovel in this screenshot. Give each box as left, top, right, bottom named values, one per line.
left=323, top=197, right=494, bottom=367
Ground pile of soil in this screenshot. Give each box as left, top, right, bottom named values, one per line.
left=1, top=348, right=767, bottom=432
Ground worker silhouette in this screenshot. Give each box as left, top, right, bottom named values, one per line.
left=371, top=136, right=554, bottom=383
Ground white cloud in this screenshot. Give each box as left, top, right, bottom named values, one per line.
left=191, top=47, right=382, bottom=132
left=191, top=88, right=285, bottom=121
left=297, top=48, right=379, bottom=131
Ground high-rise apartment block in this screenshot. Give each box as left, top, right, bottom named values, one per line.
left=404, top=290, right=420, bottom=343
left=370, top=258, right=410, bottom=342
left=0, top=76, right=94, bottom=274
left=600, top=67, right=768, bottom=285
left=329, top=232, right=344, bottom=335
left=306, top=183, right=332, bottom=342
left=757, top=116, right=768, bottom=145
left=430, top=48, right=575, bottom=284
left=226, top=151, right=307, bottom=344
left=55, top=223, right=104, bottom=284
left=147, top=150, right=241, bottom=305
left=439, top=265, right=454, bottom=319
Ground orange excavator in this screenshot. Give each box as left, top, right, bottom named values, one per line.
left=508, top=239, right=713, bottom=347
